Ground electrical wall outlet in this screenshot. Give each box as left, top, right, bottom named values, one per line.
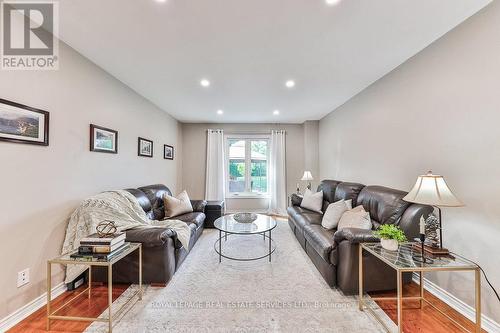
left=17, top=268, right=29, bottom=288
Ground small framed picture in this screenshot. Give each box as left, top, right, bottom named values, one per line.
left=138, top=137, right=153, bottom=157
left=0, top=98, right=49, bottom=146
left=90, top=124, right=118, bottom=154
left=164, top=144, right=174, bottom=160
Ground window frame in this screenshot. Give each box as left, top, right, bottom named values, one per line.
left=225, top=134, right=270, bottom=198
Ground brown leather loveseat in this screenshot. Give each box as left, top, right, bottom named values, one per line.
left=288, top=180, right=433, bottom=294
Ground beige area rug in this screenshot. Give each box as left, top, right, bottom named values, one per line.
left=85, top=220, right=395, bottom=332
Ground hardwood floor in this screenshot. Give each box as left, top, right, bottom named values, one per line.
left=8, top=284, right=129, bottom=333
left=9, top=282, right=482, bottom=333
left=369, top=282, right=486, bottom=333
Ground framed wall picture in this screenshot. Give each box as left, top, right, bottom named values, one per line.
left=138, top=137, right=153, bottom=157
left=0, top=98, right=49, bottom=146
left=164, top=144, right=174, bottom=160
left=90, top=124, right=118, bottom=154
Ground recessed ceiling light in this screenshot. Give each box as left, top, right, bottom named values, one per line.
left=325, top=0, right=340, bottom=5
left=200, top=79, right=210, bottom=87
left=217, top=109, right=224, bottom=115
left=285, top=80, right=295, bottom=88
left=273, top=110, right=280, bottom=115
left=155, top=0, right=167, bottom=2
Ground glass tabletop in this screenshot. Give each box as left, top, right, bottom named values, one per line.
left=214, top=214, right=277, bottom=234
left=361, top=243, right=477, bottom=271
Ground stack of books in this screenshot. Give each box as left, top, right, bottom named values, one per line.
left=70, top=232, right=128, bottom=261
left=412, top=242, right=450, bottom=256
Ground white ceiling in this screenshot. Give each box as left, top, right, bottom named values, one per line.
left=57, top=0, right=491, bottom=123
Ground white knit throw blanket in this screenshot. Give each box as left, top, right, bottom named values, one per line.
left=62, top=190, right=191, bottom=283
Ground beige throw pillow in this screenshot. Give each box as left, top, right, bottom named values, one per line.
left=321, top=199, right=353, bottom=230
left=337, top=205, right=372, bottom=231
left=163, top=190, right=193, bottom=218
left=300, top=189, right=324, bottom=213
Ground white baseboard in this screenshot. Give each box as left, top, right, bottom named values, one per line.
left=0, top=282, right=67, bottom=332
left=412, top=273, right=500, bottom=333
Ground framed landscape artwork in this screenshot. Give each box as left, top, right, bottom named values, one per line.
left=138, top=137, right=153, bottom=157
left=90, top=124, right=118, bottom=153
left=0, top=98, right=49, bottom=146
left=164, top=144, right=174, bottom=160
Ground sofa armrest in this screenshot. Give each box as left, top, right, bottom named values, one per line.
left=291, top=193, right=303, bottom=206
left=191, top=199, right=208, bottom=213
left=125, top=227, right=182, bottom=249
left=333, top=228, right=379, bottom=245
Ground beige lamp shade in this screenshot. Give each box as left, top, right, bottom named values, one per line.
left=403, top=171, right=464, bottom=207
left=301, top=171, right=314, bottom=181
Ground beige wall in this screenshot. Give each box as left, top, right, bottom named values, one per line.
left=180, top=123, right=306, bottom=211
left=0, top=41, right=180, bottom=318
left=303, top=120, right=320, bottom=190
left=319, top=1, right=500, bottom=322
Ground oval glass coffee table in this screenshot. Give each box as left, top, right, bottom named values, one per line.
left=214, top=214, right=277, bottom=262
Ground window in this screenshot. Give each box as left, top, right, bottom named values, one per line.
left=227, top=136, right=269, bottom=196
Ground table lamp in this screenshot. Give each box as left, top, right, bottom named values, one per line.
left=403, top=171, right=464, bottom=250
left=301, top=171, right=314, bottom=190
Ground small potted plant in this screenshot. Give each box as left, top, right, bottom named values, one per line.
left=373, top=224, right=407, bottom=251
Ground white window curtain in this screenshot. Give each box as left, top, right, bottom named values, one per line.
left=205, top=129, right=226, bottom=201
left=268, top=130, right=287, bottom=215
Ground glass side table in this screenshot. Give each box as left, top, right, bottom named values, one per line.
left=359, top=243, right=480, bottom=333
left=47, top=242, right=142, bottom=333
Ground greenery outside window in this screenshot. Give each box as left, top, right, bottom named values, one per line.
left=227, top=136, right=269, bottom=197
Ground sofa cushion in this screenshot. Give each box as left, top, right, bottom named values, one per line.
left=303, top=224, right=336, bottom=263
left=357, top=185, right=411, bottom=226
left=287, top=206, right=323, bottom=230
left=169, top=212, right=206, bottom=229
left=317, top=180, right=342, bottom=204
left=138, top=184, right=172, bottom=220
left=125, top=188, right=154, bottom=220
left=333, top=182, right=365, bottom=206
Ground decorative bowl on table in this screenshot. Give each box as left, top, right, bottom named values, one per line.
left=233, top=213, right=258, bottom=223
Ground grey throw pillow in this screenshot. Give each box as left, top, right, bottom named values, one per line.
left=337, top=205, right=372, bottom=231
left=300, top=189, right=323, bottom=213
left=321, top=199, right=352, bottom=230
left=163, top=190, right=193, bottom=218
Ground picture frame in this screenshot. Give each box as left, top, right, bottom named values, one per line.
left=90, top=124, right=118, bottom=154
left=164, top=144, right=174, bottom=160
left=0, top=98, right=49, bottom=146
left=138, top=137, right=153, bottom=157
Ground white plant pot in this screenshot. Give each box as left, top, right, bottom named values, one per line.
left=381, top=239, right=399, bottom=251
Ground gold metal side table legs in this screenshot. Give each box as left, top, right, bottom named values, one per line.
left=108, top=264, right=113, bottom=332
left=358, top=245, right=482, bottom=333
left=46, top=243, right=143, bottom=333
left=46, top=262, right=51, bottom=331
left=475, top=268, right=481, bottom=333
left=358, top=244, right=363, bottom=311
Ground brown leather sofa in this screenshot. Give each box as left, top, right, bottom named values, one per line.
left=93, top=184, right=207, bottom=285
left=288, top=180, right=433, bottom=295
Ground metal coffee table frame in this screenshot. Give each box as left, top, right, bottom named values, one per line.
left=214, top=214, right=277, bottom=262
left=215, top=230, right=277, bottom=262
